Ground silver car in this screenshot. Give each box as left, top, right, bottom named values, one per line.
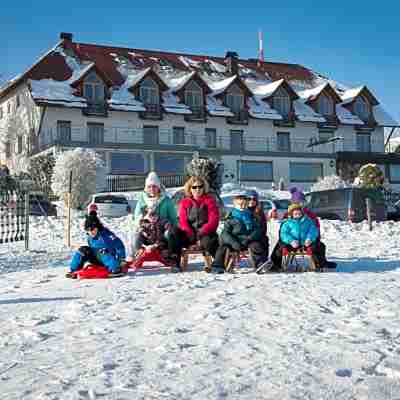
left=87, top=194, right=133, bottom=218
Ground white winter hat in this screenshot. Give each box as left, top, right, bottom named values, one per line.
left=145, top=171, right=161, bottom=189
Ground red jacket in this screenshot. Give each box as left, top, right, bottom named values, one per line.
left=179, top=194, right=219, bottom=238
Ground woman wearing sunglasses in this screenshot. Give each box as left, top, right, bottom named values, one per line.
left=177, top=176, right=220, bottom=263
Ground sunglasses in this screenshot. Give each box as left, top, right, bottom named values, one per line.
left=192, top=185, right=204, bottom=190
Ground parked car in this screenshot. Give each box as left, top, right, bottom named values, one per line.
left=305, top=188, right=386, bottom=222
left=221, top=194, right=290, bottom=220
left=87, top=194, right=132, bottom=218
left=30, top=194, right=58, bottom=217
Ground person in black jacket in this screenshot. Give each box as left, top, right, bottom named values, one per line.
left=211, top=190, right=268, bottom=273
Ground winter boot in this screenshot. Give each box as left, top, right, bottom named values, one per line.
left=65, top=271, right=77, bottom=279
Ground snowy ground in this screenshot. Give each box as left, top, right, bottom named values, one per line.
left=1, top=214, right=400, bottom=399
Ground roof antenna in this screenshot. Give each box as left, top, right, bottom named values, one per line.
left=258, top=29, right=264, bottom=67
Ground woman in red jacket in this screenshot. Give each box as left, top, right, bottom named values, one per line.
left=178, top=176, right=220, bottom=258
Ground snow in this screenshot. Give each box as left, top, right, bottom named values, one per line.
left=336, top=104, right=364, bottom=125
left=162, top=92, right=192, bottom=115
left=294, top=99, right=326, bottom=123
left=247, top=96, right=282, bottom=120
left=340, top=86, right=364, bottom=105
left=206, top=75, right=237, bottom=96
left=298, top=82, right=328, bottom=101
left=206, top=94, right=234, bottom=117
left=1, top=183, right=400, bottom=399
left=247, top=78, right=284, bottom=98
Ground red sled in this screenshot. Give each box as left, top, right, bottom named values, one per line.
left=74, top=263, right=129, bottom=279
left=130, top=248, right=173, bottom=271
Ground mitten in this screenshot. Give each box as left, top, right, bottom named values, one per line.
left=291, top=240, right=299, bottom=249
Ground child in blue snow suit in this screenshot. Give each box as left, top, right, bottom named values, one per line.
left=211, top=190, right=268, bottom=273
left=66, top=211, right=126, bottom=278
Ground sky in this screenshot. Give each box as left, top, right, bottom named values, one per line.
left=1, top=0, right=399, bottom=125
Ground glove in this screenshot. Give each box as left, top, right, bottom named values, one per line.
left=291, top=240, right=299, bottom=249
left=304, top=239, right=312, bottom=247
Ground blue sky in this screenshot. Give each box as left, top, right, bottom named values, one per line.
left=1, top=0, right=399, bottom=124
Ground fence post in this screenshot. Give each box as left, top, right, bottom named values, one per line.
left=66, top=171, right=72, bottom=248
left=366, top=198, right=373, bottom=231
left=24, top=191, right=29, bottom=251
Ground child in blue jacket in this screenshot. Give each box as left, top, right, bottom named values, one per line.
left=66, top=211, right=126, bottom=278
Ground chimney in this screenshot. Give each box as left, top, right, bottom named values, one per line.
left=225, top=51, right=239, bottom=76
left=60, top=32, right=73, bottom=42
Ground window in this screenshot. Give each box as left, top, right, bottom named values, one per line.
left=230, top=130, right=244, bottom=152
left=16, top=95, right=20, bottom=108
left=317, top=94, right=333, bottom=116
left=389, top=165, right=400, bottom=183
left=272, top=87, right=290, bottom=117
left=238, top=161, right=273, bottom=181
left=205, top=128, right=217, bottom=148
left=143, top=125, right=159, bottom=145
left=154, top=153, right=185, bottom=174
left=87, top=123, right=104, bottom=145
left=83, top=71, right=105, bottom=104
left=173, top=127, right=185, bottom=145
left=16, top=136, right=23, bottom=154
left=5, top=142, right=11, bottom=158
left=226, top=83, right=244, bottom=113
left=319, top=130, right=335, bottom=143
left=57, top=121, right=71, bottom=143
left=277, top=132, right=291, bottom=152
left=354, top=96, right=370, bottom=121
left=140, top=78, right=159, bottom=105
left=356, top=133, right=371, bottom=152
left=110, top=153, right=145, bottom=174
left=290, top=162, right=323, bottom=182
left=184, top=80, right=203, bottom=108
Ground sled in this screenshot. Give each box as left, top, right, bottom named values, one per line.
left=70, top=263, right=129, bottom=279
left=224, top=248, right=255, bottom=273
left=281, top=247, right=318, bottom=272
left=181, top=245, right=213, bottom=273
left=130, top=248, right=174, bottom=272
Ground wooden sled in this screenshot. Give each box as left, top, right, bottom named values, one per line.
left=181, top=244, right=213, bottom=273
left=224, top=248, right=255, bottom=273
left=281, top=247, right=319, bottom=272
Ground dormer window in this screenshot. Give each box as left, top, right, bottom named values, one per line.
left=354, top=96, right=370, bottom=121
left=140, top=78, right=159, bottom=105
left=83, top=71, right=105, bottom=104
left=272, top=87, right=291, bottom=117
left=226, top=83, right=244, bottom=113
left=184, top=80, right=203, bottom=109
left=317, top=93, right=334, bottom=116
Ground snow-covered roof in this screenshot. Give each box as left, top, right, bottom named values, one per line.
left=3, top=36, right=396, bottom=126
left=247, top=96, right=282, bottom=120
left=293, top=100, right=325, bottom=123
left=374, top=105, right=400, bottom=127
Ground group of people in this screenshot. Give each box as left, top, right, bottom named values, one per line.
left=66, top=172, right=335, bottom=278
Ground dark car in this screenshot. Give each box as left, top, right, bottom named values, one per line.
left=29, top=193, right=57, bottom=217
left=305, top=187, right=386, bottom=222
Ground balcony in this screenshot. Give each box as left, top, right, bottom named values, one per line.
left=139, top=103, right=163, bottom=120
left=227, top=109, right=248, bottom=125
left=82, top=103, right=108, bottom=117
left=184, top=106, right=207, bottom=123
left=34, top=126, right=385, bottom=156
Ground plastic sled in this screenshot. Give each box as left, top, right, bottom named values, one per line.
left=281, top=247, right=318, bottom=272
left=73, top=263, right=129, bottom=279
left=130, top=248, right=174, bottom=272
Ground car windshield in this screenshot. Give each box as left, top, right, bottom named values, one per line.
left=94, top=196, right=128, bottom=204
left=274, top=199, right=291, bottom=209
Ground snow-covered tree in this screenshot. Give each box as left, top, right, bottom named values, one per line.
left=310, top=175, right=349, bottom=192
left=356, top=163, right=384, bottom=189
left=51, top=148, right=107, bottom=209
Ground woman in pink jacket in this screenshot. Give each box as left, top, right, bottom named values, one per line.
left=178, top=176, right=220, bottom=258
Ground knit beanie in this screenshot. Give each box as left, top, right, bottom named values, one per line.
left=145, top=172, right=161, bottom=189
left=84, top=211, right=103, bottom=231
left=287, top=203, right=303, bottom=216
left=247, top=190, right=259, bottom=201
left=290, top=187, right=305, bottom=203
